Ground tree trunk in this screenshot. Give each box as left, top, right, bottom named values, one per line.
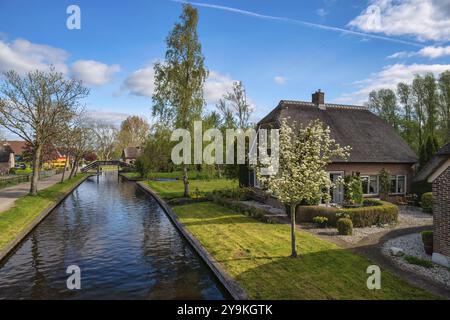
left=183, top=164, right=190, bottom=198
left=30, top=144, right=42, bottom=195
left=74, top=157, right=79, bottom=177
left=290, top=204, right=298, bottom=258
left=217, top=164, right=222, bottom=178
left=69, top=156, right=78, bottom=179
left=61, top=155, right=69, bottom=183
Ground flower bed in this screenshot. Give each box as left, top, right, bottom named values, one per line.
left=296, top=199, right=399, bottom=228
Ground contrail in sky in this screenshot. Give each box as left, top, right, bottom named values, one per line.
left=170, top=0, right=424, bottom=48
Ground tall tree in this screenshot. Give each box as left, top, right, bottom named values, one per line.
left=91, top=121, right=118, bottom=160
left=152, top=4, right=207, bottom=197
left=224, top=81, right=253, bottom=129
left=116, top=116, right=150, bottom=152
left=438, top=71, right=450, bottom=143
left=257, top=120, right=350, bottom=257
left=368, top=89, right=399, bottom=130
left=397, top=82, right=418, bottom=150
left=0, top=69, right=88, bottom=195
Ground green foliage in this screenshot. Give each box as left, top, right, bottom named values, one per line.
left=297, top=200, right=398, bottom=227
left=343, top=174, right=363, bottom=205
left=312, top=216, right=328, bottom=228
left=404, top=255, right=433, bottom=269
left=378, top=168, right=391, bottom=196
left=421, top=230, right=433, bottom=247
left=421, top=192, right=433, bottom=213
left=212, top=187, right=252, bottom=201
left=337, top=218, right=353, bottom=235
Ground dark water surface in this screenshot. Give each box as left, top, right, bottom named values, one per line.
left=0, top=172, right=228, bottom=300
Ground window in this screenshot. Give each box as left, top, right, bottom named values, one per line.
left=361, top=175, right=378, bottom=195
left=389, top=175, right=406, bottom=194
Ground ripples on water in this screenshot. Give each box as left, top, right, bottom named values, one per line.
left=0, top=172, right=227, bottom=300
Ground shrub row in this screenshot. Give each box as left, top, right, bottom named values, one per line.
left=296, top=199, right=398, bottom=228
left=210, top=194, right=273, bottom=223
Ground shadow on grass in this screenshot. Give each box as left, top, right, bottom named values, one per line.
left=229, top=248, right=437, bottom=300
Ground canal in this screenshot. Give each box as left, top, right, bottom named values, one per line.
left=0, top=172, right=228, bottom=299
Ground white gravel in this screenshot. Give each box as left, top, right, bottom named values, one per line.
left=302, top=206, right=433, bottom=245
left=382, top=233, right=450, bottom=289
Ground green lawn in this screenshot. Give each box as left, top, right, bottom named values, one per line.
left=0, top=174, right=87, bottom=251
left=173, top=202, right=437, bottom=300
left=145, top=179, right=238, bottom=199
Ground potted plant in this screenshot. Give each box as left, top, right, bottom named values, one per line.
left=421, top=231, right=433, bottom=255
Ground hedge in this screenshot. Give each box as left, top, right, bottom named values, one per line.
left=296, top=199, right=398, bottom=228
left=420, top=192, right=433, bottom=213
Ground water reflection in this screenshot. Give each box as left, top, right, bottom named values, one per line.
left=0, top=172, right=227, bottom=300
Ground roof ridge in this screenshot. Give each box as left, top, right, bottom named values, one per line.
left=280, top=100, right=368, bottom=111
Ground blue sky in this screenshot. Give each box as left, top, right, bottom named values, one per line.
left=1, top=0, right=450, bottom=136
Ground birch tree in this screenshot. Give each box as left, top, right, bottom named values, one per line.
left=0, top=69, right=88, bottom=195
left=152, top=4, right=207, bottom=197
left=257, top=119, right=350, bottom=257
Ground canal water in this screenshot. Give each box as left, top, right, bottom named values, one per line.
left=0, top=172, right=228, bottom=299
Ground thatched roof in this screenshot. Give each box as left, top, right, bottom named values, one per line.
left=258, top=100, right=418, bottom=163
left=414, top=143, right=450, bottom=182
left=122, top=146, right=142, bottom=159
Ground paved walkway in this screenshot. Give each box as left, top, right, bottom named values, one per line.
left=0, top=173, right=64, bottom=213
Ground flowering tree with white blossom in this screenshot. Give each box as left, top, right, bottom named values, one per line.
left=257, top=118, right=350, bottom=257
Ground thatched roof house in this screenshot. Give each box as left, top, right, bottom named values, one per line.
left=121, top=146, right=142, bottom=164
left=243, top=90, right=418, bottom=204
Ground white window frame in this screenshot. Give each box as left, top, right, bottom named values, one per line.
left=361, top=175, right=379, bottom=196
left=328, top=171, right=344, bottom=204
left=389, top=175, right=407, bottom=195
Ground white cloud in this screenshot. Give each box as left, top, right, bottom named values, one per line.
left=86, top=111, right=131, bottom=126
left=340, top=63, right=450, bottom=104
left=273, top=76, right=287, bottom=85
left=348, top=0, right=450, bottom=42
left=388, top=45, right=450, bottom=59
left=316, top=8, right=328, bottom=17
left=123, top=67, right=241, bottom=105
left=122, top=65, right=156, bottom=97
left=418, top=46, right=450, bottom=58
left=0, top=38, right=69, bottom=74
left=71, top=60, right=120, bottom=87
left=204, top=71, right=235, bottom=104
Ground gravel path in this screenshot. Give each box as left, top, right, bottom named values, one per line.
left=382, top=233, right=450, bottom=289
left=301, top=206, right=433, bottom=245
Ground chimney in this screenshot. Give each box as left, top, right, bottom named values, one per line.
left=312, top=89, right=325, bottom=109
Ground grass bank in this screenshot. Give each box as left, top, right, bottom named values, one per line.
left=0, top=174, right=88, bottom=251
left=145, top=179, right=238, bottom=199
left=172, top=202, right=436, bottom=300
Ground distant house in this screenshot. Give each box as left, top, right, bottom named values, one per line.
left=121, top=146, right=142, bottom=165
left=241, top=90, right=418, bottom=205
left=4, top=141, right=26, bottom=161
left=0, top=144, right=15, bottom=174
left=415, top=143, right=450, bottom=267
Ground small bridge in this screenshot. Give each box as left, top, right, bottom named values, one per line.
left=81, top=160, right=135, bottom=173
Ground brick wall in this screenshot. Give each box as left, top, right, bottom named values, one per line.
left=433, top=166, right=450, bottom=258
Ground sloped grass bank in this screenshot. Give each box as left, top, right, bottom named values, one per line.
left=172, top=202, right=436, bottom=300
left=145, top=179, right=238, bottom=199
left=0, top=174, right=88, bottom=252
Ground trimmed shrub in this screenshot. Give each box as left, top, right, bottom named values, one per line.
left=296, top=200, right=398, bottom=228
left=421, top=230, right=433, bottom=255
left=344, top=175, right=363, bottom=205
left=421, top=192, right=433, bottom=213
left=337, top=218, right=353, bottom=235
left=212, top=187, right=252, bottom=201
left=312, top=216, right=329, bottom=228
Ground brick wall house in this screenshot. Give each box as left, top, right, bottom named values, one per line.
left=241, top=90, right=418, bottom=205
left=417, top=143, right=450, bottom=267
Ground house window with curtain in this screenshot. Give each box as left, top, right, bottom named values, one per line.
left=389, top=175, right=407, bottom=194
left=361, top=175, right=379, bottom=195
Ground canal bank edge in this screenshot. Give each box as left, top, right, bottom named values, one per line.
left=0, top=174, right=95, bottom=263
left=133, top=180, right=248, bottom=300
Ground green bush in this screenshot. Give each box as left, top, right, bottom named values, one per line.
left=337, top=218, right=353, bottom=235
left=421, top=230, right=433, bottom=247
left=421, top=192, right=433, bottom=213
left=312, top=216, right=329, bottom=228
left=344, top=175, right=363, bottom=205
left=404, top=255, right=433, bottom=268
left=212, top=187, right=251, bottom=201
left=297, top=200, right=398, bottom=228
